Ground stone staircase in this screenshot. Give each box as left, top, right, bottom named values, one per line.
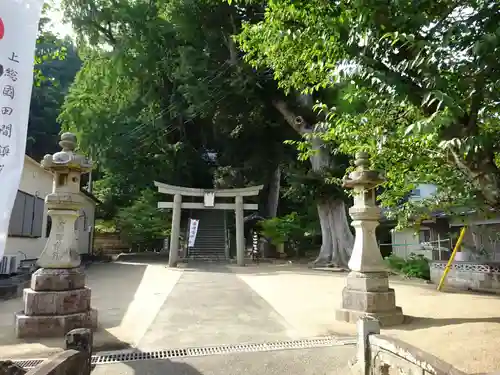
left=187, top=210, right=227, bottom=261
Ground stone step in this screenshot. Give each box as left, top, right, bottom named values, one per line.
left=192, top=238, right=225, bottom=243
left=188, top=253, right=225, bottom=257
left=188, top=249, right=225, bottom=254
left=187, top=253, right=227, bottom=258
left=188, top=255, right=225, bottom=258
left=192, top=239, right=225, bottom=244
left=192, top=235, right=224, bottom=238
left=191, top=247, right=225, bottom=251
left=192, top=238, right=225, bottom=241
left=189, top=247, right=225, bottom=251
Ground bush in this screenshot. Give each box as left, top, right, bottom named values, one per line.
left=259, top=212, right=314, bottom=257
left=95, top=219, right=117, bottom=234
left=259, top=213, right=303, bottom=246
left=116, top=189, right=170, bottom=250
left=385, top=253, right=430, bottom=280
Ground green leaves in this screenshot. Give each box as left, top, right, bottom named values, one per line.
left=27, top=15, right=81, bottom=160
left=58, top=0, right=302, bottom=225
left=116, top=189, right=171, bottom=249
left=236, top=0, right=500, bottom=220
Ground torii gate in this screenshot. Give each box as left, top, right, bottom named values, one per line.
left=154, top=181, right=264, bottom=267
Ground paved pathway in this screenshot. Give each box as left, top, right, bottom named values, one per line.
left=2, top=261, right=500, bottom=373
left=137, top=264, right=297, bottom=351
left=90, top=347, right=354, bottom=375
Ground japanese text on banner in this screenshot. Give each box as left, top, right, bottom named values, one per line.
left=0, top=0, right=45, bottom=258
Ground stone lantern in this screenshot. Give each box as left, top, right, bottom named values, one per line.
left=335, top=152, right=404, bottom=326
left=15, top=133, right=98, bottom=338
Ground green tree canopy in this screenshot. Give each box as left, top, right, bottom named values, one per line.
left=59, top=0, right=301, bottom=224
left=237, top=0, right=500, bottom=224
left=27, top=8, right=81, bottom=160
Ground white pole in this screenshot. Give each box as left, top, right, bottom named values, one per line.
left=437, top=233, right=441, bottom=260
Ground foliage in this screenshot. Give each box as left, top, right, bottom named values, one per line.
left=115, top=189, right=170, bottom=249
left=236, top=0, right=500, bottom=225
left=94, top=219, right=117, bottom=234
left=59, top=0, right=298, bottom=220
left=385, top=253, right=430, bottom=280
left=27, top=7, right=81, bottom=160
left=259, top=212, right=316, bottom=245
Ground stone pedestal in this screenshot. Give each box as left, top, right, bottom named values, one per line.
left=14, top=133, right=98, bottom=338
left=335, top=152, right=404, bottom=327
left=15, top=268, right=98, bottom=338
left=335, top=271, right=404, bottom=326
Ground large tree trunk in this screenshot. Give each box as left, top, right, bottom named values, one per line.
left=309, top=136, right=354, bottom=267
left=315, top=199, right=353, bottom=266
left=267, top=165, right=281, bottom=218
left=272, top=99, right=354, bottom=267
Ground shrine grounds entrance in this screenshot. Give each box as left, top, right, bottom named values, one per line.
left=154, top=181, right=263, bottom=266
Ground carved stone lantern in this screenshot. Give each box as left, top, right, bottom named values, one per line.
left=37, top=132, right=92, bottom=268
left=335, top=152, right=404, bottom=326
left=15, top=133, right=98, bottom=338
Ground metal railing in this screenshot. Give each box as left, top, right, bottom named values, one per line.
left=379, top=238, right=452, bottom=261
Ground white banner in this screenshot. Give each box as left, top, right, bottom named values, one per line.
left=0, top=0, right=45, bottom=258
left=187, top=219, right=199, bottom=248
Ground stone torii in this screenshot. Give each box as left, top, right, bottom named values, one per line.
left=154, top=182, right=263, bottom=267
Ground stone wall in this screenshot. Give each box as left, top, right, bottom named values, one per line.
left=430, top=261, right=500, bottom=293
left=353, top=318, right=468, bottom=375
left=93, top=233, right=129, bottom=255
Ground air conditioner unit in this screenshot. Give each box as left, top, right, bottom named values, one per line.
left=0, top=255, right=18, bottom=275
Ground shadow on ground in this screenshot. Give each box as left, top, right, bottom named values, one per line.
left=400, top=315, right=500, bottom=330
left=127, top=360, right=202, bottom=375
left=91, top=358, right=204, bottom=375
left=86, top=262, right=148, bottom=331
left=0, top=262, right=149, bottom=358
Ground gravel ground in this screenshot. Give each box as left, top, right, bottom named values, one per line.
left=236, top=265, right=500, bottom=374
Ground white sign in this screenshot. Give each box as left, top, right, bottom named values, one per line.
left=187, top=219, right=199, bottom=248
left=203, top=191, right=215, bottom=207
left=0, top=0, right=45, bottom=258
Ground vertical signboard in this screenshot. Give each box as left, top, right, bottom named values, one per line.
left=0, top=0, right=45, bottom=258
left=187, top=219, right=199, bottom=248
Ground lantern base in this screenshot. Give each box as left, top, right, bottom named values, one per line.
left=335, top=271, right=405, bottom=327
left=14, top=268, right=98, bottom=338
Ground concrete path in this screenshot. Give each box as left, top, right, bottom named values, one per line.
left=0, top=262, right=183, bottom=359
left=90, top=346, right=354, bottom=375
left=137, top=264, right=296, bottom=351
left=1, top=261, right=500, bottom=374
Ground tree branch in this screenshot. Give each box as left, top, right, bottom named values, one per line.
left=96, top=22, right=116, bottom=45
left=271, top=99, right=310, bottom=135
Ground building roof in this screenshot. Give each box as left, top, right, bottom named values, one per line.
left=80, top=188, right=101, bottom=204
left=24, top=154, right=101, bottom=205
left=24, top=154, right=53, bottom=177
